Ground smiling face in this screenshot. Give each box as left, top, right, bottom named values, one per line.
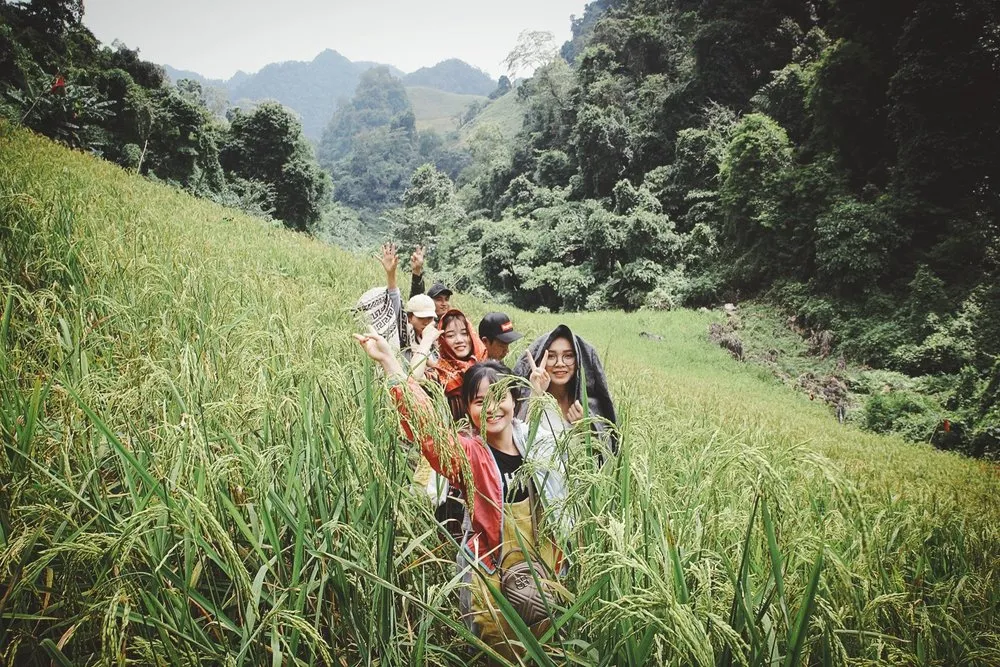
left=442, top=316, right=471, bottom=358
left=545, top=336, right=577, bottom=388
left=467, top=377, right=514, bottom=439
left=433, top=294, right=451, bottom=318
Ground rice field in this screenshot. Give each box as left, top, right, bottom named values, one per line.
left=1, top=123, right=998, bottom=665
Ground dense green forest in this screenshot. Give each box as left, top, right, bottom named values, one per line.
left=382, top=0, right=1000, bottom=457
left=2, top=0, right=997, bottom=456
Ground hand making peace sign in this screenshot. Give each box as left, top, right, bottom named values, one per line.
left=410, top=245, right=425, bottom=276
left=526, top=349, right=551, bottom=396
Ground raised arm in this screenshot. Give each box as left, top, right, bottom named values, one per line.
left=380, top=242, right=399, bottom=292
left=354, top=332, right=473, bottom=485
left=409, top=245, right=425, bottom=298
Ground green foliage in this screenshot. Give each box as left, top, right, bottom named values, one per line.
left=814, top=195, right=903, bottom=293
left=534, top=149, right=574, bottom=188
left=808, top=39, right=889, bottom=186
left=861, top=389, right=940, bottom=442
left=389, top=164, right=465, bottom=263
left=488, top=75, right=512, bottom=100
left=573, top=103, right=632, bottom=197
left=319, top=68, right=429, bottom=212
left=751, top=62, right=814, bottom=144
left=0, top=2, right=333, bottom=235
left=222, top=102, right=329, bottom=231
left=719, top=113, right=792, bottom=239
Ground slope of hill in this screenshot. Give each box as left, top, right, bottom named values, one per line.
left=405, top=86, right=486, bottom=134
left=2, top=126, right=999, bottom=663
left=402, top=58, right=495, bottom=95
left=458, top=89, right=525, bottom=144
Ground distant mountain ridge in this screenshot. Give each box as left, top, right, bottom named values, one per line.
left=402, top=59, right=494, bottom=95
left=162, top=52, right=496, bottom=139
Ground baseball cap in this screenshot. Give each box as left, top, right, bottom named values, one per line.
left=426, top=282, right=453, bottom=299
left=405, top=294, right=436, bottom=319
left=478, top=312, right=523, bottom=344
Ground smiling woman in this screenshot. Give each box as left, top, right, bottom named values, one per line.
left=434, top=309, right=487, bottom=419
left=514, top=324, right=618, bottom=456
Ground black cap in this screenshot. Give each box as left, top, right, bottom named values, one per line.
left=427, top=282, right=453, bottom=299
left=478, top=312, right=523, bottom=343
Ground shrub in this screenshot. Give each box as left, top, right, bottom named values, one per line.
left=861, top=390, right=940, bottom=442
left=814, top=195, right=902, bottom=294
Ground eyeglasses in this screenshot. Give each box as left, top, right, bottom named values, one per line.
left=545, top=352, right=576, bottom=366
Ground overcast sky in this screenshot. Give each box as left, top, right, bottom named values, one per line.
left=83, top=0, right=590, bottom=80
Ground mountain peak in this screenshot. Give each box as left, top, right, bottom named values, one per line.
left=313, top=49, right=349, bottom=64
left=402, top=59, right=494, bottom=96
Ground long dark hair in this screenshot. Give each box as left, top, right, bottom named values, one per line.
left=461, top=360, right=513, bottom=416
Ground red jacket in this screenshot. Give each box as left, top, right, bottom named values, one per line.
left=391, top=378, right=568, bottom=574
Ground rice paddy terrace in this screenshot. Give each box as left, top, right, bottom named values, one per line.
left=2, top=125, right=998, bottom=665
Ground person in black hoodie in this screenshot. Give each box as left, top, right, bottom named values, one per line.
left=512, top=324, right=618, bottom=457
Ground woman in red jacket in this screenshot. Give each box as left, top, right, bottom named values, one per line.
left=354, top=332, right=570, bottom=660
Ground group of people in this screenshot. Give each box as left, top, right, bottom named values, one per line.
left=353, top=242, right=617, bottom=659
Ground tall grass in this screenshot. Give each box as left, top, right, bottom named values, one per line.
left=2, top=123, right=999, bottom=665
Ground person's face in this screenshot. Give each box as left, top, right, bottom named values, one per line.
left=483, top=337, right=509, bottom=361
left=467, top=378, right=514, bottom=437
left=545, top=337, right=576, bottom=387
left=433, top=294, right=450, bottom=318
left=443, top=318, right=471, bottom=358
left=408, top=313, right=433, bottom=337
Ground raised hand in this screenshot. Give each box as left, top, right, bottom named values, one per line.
left=353, top=332, right=401, bottom=376
left=410, top=245, right=425, bottom=276
left=566, top=400, right=585, bottom=424
left=527, top=349, right=551, bottom=396
left=379, top=242, right=399, bottom=275
left=419, top=324, right=441, bottom=350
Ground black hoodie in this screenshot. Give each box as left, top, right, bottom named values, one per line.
left=512, top=324, right=618, bottom=457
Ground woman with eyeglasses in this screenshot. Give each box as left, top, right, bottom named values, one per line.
left=513, top=325, right=618, bottom=457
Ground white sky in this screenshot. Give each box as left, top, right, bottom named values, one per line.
left=83, top=0, right=590, bottom=80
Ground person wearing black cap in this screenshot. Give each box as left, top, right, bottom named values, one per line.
left=426, top=282, right=453, bottom=319
left=478, top=312, right=523, bottom=362
left=407, top=244, right=453, bottom=317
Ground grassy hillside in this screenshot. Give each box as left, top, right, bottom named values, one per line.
left=458, top=90, right=525, bottom=146
left=2, top=125, right=999, bottom=664
left=406, top=86, right=486, bottom=135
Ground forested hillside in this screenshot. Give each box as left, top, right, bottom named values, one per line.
left=162, top=54, right=498, bottom=140
left=0, top=2, right=329, bottom=231
left=385, top=0, right=1000, bottom=457
left=224, top=49, right=382, bottom=140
